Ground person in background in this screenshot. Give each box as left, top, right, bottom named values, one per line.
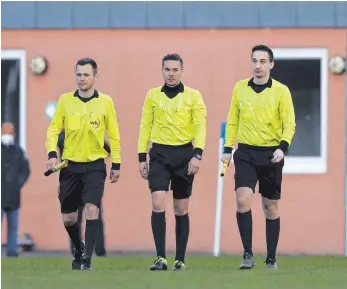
left=1, top=122, right=31, bottom=257
left=57, top=129, right=107, bottom=257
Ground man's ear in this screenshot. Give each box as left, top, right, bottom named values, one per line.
left=270, top=60, right=275, bottom=70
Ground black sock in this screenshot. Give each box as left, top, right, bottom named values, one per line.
left=236, top=210, right=253, bottom=256
left=151, top=211, right=166, bottom=258
left=85, top=219, right=99, bottom=259
left=175, top=214, right=190, bottom=263
left=65, top=222, right=81, bottom=252
left=266, top=217, right=280, bottom=260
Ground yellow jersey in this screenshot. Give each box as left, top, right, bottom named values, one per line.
left=224, top=77, right=296, bottom=152
left=45, top=90, right=121, bottom=168
left=138, top=83, right=207, bottom=160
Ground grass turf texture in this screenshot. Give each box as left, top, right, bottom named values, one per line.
left=2, top=255, right=347, bottom=289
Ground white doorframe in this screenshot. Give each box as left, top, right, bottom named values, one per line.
left=271, top=48, right=328, bottom=174
left=1, top=49, right=27, bottom=150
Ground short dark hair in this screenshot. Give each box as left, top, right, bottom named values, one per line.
left=251, top=45, right=274, bottom=62
left=76, top=57, right=98, bottom=75
left=162, top=53, right=183, bottom=68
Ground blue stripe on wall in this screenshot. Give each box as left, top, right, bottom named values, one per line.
left=2, top=1, right=347, bottom=29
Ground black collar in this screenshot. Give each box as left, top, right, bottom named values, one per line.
left=247, top=77, right=272, bottom=88
left=161, top=82, right=184, bottom=93
left=74, top=90, right=99, bottom=98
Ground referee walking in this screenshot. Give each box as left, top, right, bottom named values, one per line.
left=138, top=54, right=207, bottom=271
left=222, top=45, right=296, bottom=270
left=57, top=130, right=107, bottom=257
left=45, top=58, right=121, bottom=271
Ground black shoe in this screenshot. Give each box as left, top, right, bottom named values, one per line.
left=264, top=257, right=278, bottom=270
left=72, top=241, right=85, bottom=270
left=81, top=255, right=92, bottom=271
left=149, top=257, right=168, bottom=271
left=239, top=252, right=255, bottom=270
left=172, top=260, right=186, bottom=271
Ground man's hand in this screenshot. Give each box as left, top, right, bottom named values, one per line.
left=271, top=149, right=284, bottom=163
left=221, top=153, right=232, bottom=165
left=139, top=162, right=149, bottom=180
left=46, top=158, right=58, bottom=171
left=187, top=157, right=201, bottom=175
left=110, top=169, right=120, bottom=183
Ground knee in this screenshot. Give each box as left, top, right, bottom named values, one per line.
left=84, top=203, right=99, bottom=220
left=174, top=207, right=187, bottom=216
left=263, top=200, right=279, bottom=219
left=236, top=194, right=252, bottom=213
left=173, top=199, right=189, bottom=216
left=63, top=214, right=78, bottom=226
left=152, top=192, right=166, bottom=212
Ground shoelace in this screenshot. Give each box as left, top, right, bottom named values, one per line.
left=154, top=257, right=163, bottom=264
left=175, top=261, right=184, bottom=267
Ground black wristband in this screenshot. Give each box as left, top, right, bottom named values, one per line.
left=48, top=151, right=57, bottom=159
left=111, top=163, right=120, bottom=170
left=193, top=147, right=203, bottom=156
left=279, top=141, right=289, bottom=153
left=223, top=147, right=233, bottom=154
left=138, top=153, right=147, bottom=163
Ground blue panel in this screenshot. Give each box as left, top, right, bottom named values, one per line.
left=336, top=2, right=347, bottom=27
left=297, top=2, right=335, bottom=27
left=183, top=1, right=222, bottom=28
left=2, top=1, right=346, bottom=29
left=259, top=2, right=296, bottom=28
left=72, top=2, right=110, bottom=28
left=1, top=1, right=36, bottom=29
left=37, top=2, right=72, bottom=29
left=220, top=122, right=226, bottom=139
left=220, top=2, right=259, bottom=28
left=110, top=2, right=147, bottom=28
left=147, top=2, right=183, bottom=28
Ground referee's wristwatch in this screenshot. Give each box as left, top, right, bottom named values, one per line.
left=193, top=154, right=202, bottom=160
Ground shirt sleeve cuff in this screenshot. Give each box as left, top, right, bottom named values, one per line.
left=223, top=147, right=233, bottom=154
left=279, top=141, right=289, bottom=153
left=193, top=148, right=203, bottom=156
left=111, top=163, right=121, bottom=170
left=138, top=153, right=147, bottom=163
left=48, top=151, right=57, bottom=159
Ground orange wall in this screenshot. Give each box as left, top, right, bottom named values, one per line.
left=2, top=29, right=346, bottom=255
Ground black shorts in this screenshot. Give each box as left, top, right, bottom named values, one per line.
left=58, top=159, right=107, bottom=214
left=233, top=144, right=284, bottom=200
left=148, top=142, right=194, bottom=199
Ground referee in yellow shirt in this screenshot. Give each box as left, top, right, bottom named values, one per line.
left=138, top=54, right=207, bottom=271
left=45, top=58, right=121, bottom=271
left=222, top=45, right=296, bottom=270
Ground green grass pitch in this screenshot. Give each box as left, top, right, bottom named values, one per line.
left=2, top=255, right=347, bottom=289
